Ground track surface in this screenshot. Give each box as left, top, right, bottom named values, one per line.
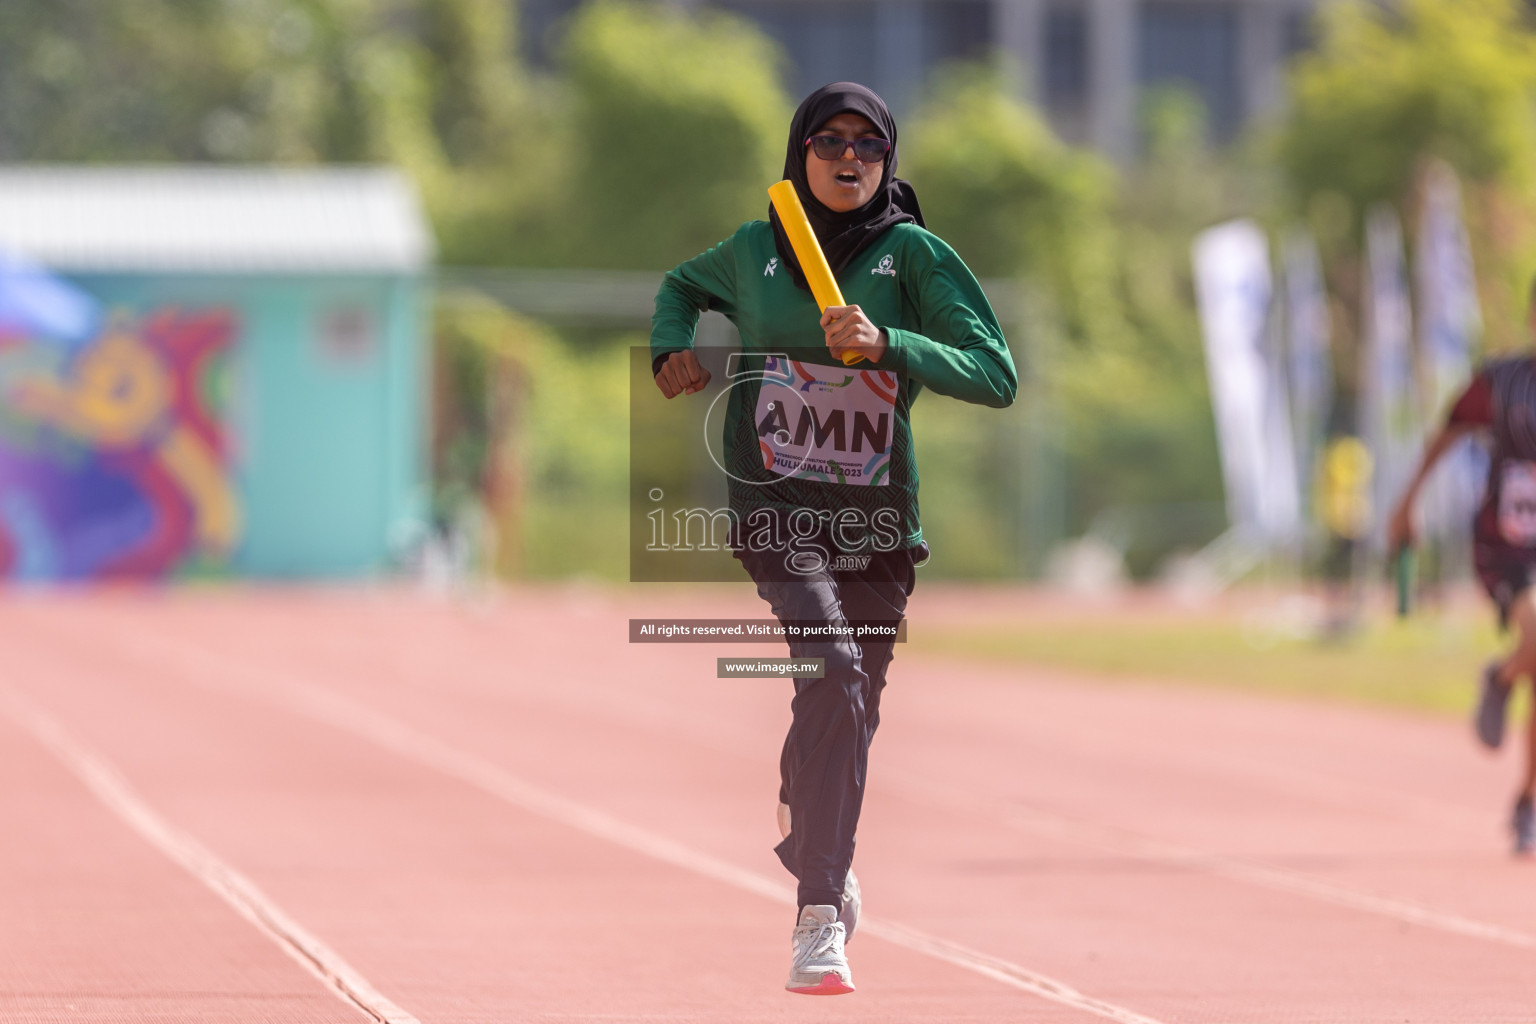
left=3, top=585, right=1534, bottom=1023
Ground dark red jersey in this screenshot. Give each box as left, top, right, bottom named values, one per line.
left=1450, top=357, right=1536, bottom=548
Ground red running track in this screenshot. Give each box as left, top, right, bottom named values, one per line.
left=2, top=585, right=1534, bottom=1023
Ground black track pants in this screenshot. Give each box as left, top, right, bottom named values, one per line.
left=734, top=540, right=921, bottom=910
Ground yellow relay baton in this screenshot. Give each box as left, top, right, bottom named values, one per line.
left=768, top=179, right=864, bottom=366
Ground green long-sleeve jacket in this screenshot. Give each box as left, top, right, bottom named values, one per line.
left=651, top=219, right=1016, bottom=554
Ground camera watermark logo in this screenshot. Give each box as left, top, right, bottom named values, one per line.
left=643, top=488, right=897, bottom=575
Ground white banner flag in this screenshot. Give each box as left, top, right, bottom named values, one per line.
left=1193, top=219, right=1301, bottom=545
left=1360, top=204, right=1421, bottom=553
left=1414, top=162, right=1484, bottom=543
left=1282, top=228, right=1333, bottom=517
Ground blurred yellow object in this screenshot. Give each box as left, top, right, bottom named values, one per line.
left=767, top=179, right=863, bottom=366
left=12, top=329, right=169, bottom=447
left=1317, top=436, right=1373, bottom=540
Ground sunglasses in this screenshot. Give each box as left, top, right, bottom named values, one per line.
left=804, top=134, right=891, bottom=164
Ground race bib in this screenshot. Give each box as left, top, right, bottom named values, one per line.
left=753, top=356, right=897, bottom=486
left=1498, top=460, right=1536, bottom=547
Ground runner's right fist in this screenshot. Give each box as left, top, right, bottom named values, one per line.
left=656, top=350, right=711, bottom=399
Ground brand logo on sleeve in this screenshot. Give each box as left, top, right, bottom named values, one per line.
left=765, top=258, right=778, bottom=277
left=872, top=254, right=895, bottom=276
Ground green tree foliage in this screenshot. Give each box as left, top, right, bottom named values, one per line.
left=0, top=0, right=247, bottom=161
left=418, top=0, right=521, bottom=165
left=1282, top=0, right=1536, bottom=212
left=1051, top=87, right=1234, bottom=570
left=906, top=70, right=1227, bottom=574
left=559, top=0, right=790, bottom=269
left=0, top=0, right=554, bottom=265
left=406, top=0, right=568, bottom=267
left=904, top=66, right=1119, bottom=347
left=901, top=68, right=1105, bottom=574
left=432, top=296, right=628, bottom=577
left=0, top=0, right=445, bottom=170
left=0, top=2, right=1252, bottom=577
left=1279, top=0, right=1536, bottom=350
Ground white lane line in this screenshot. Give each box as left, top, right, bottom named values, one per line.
left=0, top=688, right=420, bottom=1024
left=257, top=615, right=1535, bottom=954
left=110, top=631, right=1166, bottom=1024
left=884, top=769, right=1536, bottom=950
left=299, top=618, right=1533, bottom=952
left=856, top=917, right=1164, bottom=1024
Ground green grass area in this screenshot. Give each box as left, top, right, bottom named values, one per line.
left=910, top=612, right=1510, bottom=717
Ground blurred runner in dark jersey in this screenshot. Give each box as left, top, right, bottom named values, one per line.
left=1390, top=283, right=1536, bottom=855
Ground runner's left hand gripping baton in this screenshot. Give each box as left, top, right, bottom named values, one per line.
left=768, top=180, right=864, bottom=366
left=1393, top=545, right=1415, bottom=619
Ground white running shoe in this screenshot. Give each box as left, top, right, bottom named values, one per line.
left=785, top=905, right=854, bottom=995
left=840, top=868, right=860, bottom=942
left=777, top=804, right=859, bottom=944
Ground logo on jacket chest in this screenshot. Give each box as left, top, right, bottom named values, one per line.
left=871, top=254, right=895, bottom=276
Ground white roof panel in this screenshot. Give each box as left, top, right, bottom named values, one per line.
left=0, top=165, right=434, bottom=273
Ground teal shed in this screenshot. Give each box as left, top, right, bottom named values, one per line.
left=0, top=166, right=434, bottom=580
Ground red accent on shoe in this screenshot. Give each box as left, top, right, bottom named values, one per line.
left=787, top=973, right=855, bottom=996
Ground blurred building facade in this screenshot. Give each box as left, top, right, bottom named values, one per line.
left=0, top=167, right=433, bottom=580
left=523, top=0, right=1320, bottom=158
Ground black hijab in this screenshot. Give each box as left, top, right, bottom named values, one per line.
left=769, top=82, right=924, bottom=291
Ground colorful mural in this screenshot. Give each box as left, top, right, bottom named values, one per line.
left=0, top=310, right=241, bottom=580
